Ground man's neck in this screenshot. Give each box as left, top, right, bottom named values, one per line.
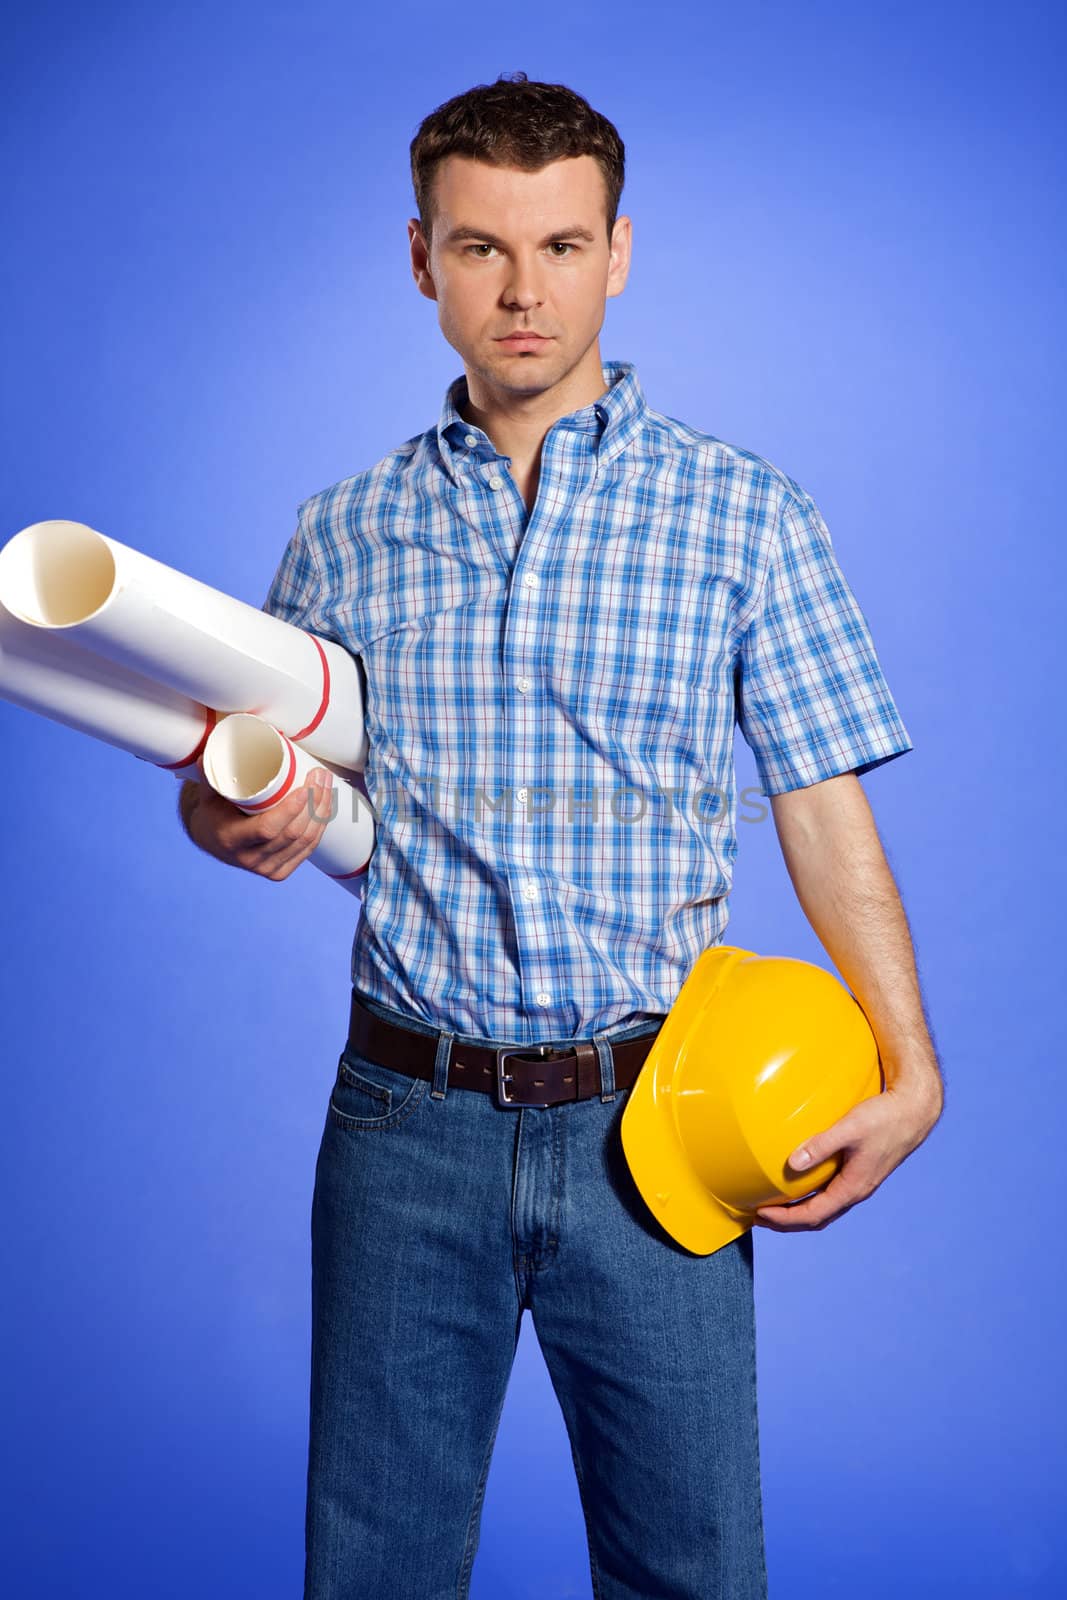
left=458, top=347, right=609, bottom=468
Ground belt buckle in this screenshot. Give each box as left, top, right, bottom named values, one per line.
left=495, top=1044, right=565, bottom=1108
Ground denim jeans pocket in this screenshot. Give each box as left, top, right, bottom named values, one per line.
left=328, top=1046, right=430, bottom=1131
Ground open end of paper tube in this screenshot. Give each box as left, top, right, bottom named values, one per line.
left=203, top=713, right=287, bottom=803
left=0, top=522, right=116, bottom=628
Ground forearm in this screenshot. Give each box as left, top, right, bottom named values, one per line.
left=178, top=777, right=201, bottom=841
left=768, top=774, right=943, bottom=1107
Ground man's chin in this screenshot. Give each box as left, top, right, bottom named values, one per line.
left=479, top=362, right=558, bottom=391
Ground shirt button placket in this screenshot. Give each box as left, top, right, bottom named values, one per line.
left=502, top=461, right=546, bottom=1025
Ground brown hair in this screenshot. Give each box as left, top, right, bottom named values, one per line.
left=410, top=72, right=626, bottom=247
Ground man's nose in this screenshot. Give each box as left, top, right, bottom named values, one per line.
left=502, top=258, right=547, bottom=306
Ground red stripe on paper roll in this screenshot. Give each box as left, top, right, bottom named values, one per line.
left=157, top=705, right=218, bottom=771
left=289, top=635, right=331, bottom=742
left=325, top=857, right=371, bottom=880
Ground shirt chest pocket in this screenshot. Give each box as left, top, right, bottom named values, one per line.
left=548, top=599, right=733, bottom=759
left=359, top=607, right=504, bottom=771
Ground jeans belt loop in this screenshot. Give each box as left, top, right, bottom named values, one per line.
left=431, top=1029, right=455, bottom=1101
left=593, top=1030, right=617, bottom=1103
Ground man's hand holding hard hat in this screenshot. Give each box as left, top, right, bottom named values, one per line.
left=620, top=945, right=942, bottom=1253
left=752, top=1052, right=942, bottom=1233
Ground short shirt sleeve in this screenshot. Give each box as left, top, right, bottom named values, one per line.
left=734, top=485, right=913, bottom=795
left=260, top=508, right=324, bottom=631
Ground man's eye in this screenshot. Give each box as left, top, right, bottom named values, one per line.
left=464, top=242, right=576, bottom=258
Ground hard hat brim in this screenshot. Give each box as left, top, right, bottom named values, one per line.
left=621, top=1011, right=751, bottom=1258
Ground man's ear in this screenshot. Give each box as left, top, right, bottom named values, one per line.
left=408, top=218, right=438, bottom=302
left=606, top=215, right=632, bottom=300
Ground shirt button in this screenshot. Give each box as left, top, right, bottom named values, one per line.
left=522, top=882, right=538, bottom=899
left=464, top=433, right=478, bottom=447
left=516, top=676, right=531, bottom=693
left=516, top=786, right=528, bottom=804
left=535, top=992, right=551, bottom=1007
left=522, top=572, right=539, bottom=588
left=488, top=474, right=505, bottom=490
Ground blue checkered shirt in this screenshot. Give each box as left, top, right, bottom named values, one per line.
left=262, top=360, right=912, bottom=1042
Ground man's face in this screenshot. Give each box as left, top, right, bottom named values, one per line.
left=408, top=154, right=631, bottom=400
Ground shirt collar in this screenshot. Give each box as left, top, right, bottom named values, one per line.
left=435, top=359, right=646, bottom=483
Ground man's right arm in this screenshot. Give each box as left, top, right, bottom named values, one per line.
left=177, top=769, right=333, bottom=881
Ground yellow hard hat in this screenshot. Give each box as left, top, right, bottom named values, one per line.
left=620, top=945, right=884, bottom=1256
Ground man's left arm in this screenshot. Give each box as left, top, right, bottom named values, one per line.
left=752, top=771, right=945, bottom=1231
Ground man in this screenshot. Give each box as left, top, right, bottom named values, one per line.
left=179, top=73, right=943, bottom=1600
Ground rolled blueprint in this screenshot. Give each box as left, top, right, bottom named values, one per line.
left=0, top=596, right=214, bottom=777
left=0, top=520, right=368, bottom=775
left=201, top=713, right=375, bottom=896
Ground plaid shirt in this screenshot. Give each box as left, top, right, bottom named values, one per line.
left=262, top=360, right=912, bottom=1042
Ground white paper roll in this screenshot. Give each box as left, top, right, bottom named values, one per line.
left=0, top=596, right=213, bottom=777
left=201, top=713, right=375, bottom=897
left=0, top=520, right=368, bottom=775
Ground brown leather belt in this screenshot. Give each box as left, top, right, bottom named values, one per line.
left=347, top=992, right=665, bottom=1109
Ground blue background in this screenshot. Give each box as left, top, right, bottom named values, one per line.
left=2, top=1, right=1063, bottom=1594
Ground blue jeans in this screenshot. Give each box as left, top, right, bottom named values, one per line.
left=305, top=987, right=769, bottom=1600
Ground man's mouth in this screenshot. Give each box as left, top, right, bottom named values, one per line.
left=496, top=333, right=552, bottom=347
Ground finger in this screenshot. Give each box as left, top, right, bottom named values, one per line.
left=256, top=776, right=334, bottom=874
left=754, top=1176, right=865, bottom=1230
left=257, top=829, right=320, bottom=878
left=274, top=776, right=327, bottom=828
left=294, top=771, right=335, bottom=839
left=274, top=805, right=332, bottom=870
left=784, top=1104, right=871, bottom=1176
left=304, top=774, right=336, bottom=832
left=255, top=777, right=330, bottom=855
left=753, top=1197, right=835, bottom=1230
